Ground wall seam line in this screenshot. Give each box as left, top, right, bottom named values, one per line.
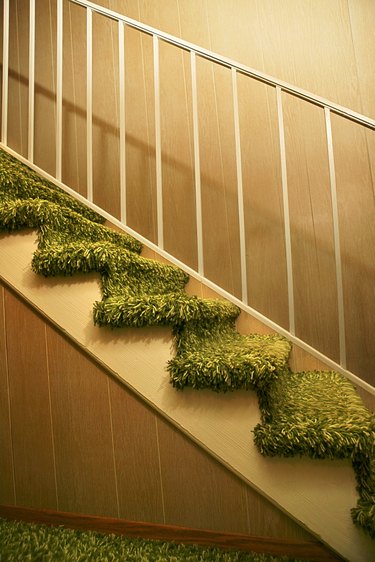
left=44, top=325, right=59, bottom=510
left=2, top=286, right=17, bottom=504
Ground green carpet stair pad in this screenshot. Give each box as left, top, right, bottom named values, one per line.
left=254, top=370, right=375, bottom=538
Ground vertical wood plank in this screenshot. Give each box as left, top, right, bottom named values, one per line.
left=157, top=415, right=249, bottom=534
left=197, top=57, right=241, bottom=298
left=331, top=115, right=375, bottom=386
left=109, top=377, right=164, bottom=523
left=123, top=26, right=157, bottom=243
left=4, top=288, right=57, bottom=509
left=237, top=77, right=288, bottom=329
left=34, top=0, right=56, bottom=176
left=256, top=0, right=361, bottom=112
left=159, top=41, right=197, bottom=270
left=62, top=1, right=87, bottom=197
left=46, top=325, right=119, bottom=517
left=283, top=95, right=340, bottom=361
left=347, top=0, right=375, bottom=119
left=244, top=486, right=312, bottom=540
left=7, top=0, right=29, bottom=157
left=92, top=11, right=120, bottom=219
left=0, top=283, right=15, bottom=504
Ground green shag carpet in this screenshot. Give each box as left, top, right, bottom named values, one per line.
left=0, top=149, right=374, bottom=540
left=0, top=519, right=306, bottom=562
left=254, top=370, right=375, bottom=539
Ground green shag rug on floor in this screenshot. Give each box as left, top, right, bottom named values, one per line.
left=0, top=148, right=374, bottom=540
left=0, top=519, right=307, bottom=562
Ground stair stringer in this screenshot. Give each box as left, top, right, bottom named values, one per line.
left=0, top=229, right=374, bottom=562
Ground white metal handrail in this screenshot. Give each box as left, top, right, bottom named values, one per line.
left=1, top=0, right=374, bottom=396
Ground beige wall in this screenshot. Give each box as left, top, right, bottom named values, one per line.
left=3, top=0, right=375, bottom=386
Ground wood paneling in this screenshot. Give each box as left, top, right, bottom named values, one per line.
left=109, top=377, right=164, bottom=523
left=331, top=115, right=375, bottom=386
left=34, top=0, right=56, bottom=176
left=46, top=325, right=119, bottom=517
left=123, top=27, right=157, bottom=243
left=284, top=94, right=339, bottom=360
left=244, top=486, right=311, bottom=541
left=238, top=78, right=288, bottom=328
left=197, top=57, right=241, bottom=298
left=92, top=11, right=121, bottom=219
left=62, top=1, right=87, bottom=197
left=0, top=286, right=15, bottom=504
left=159, top=42, right=197, bottom=269
left=8, top=0, right=29, bottom=157
left=157, top=415, right=249, bottom=534
left=4, top=288, right=57, bottom=509
left=348, top=0, right=375, bottom=118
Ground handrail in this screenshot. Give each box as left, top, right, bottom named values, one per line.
left=69, top=0, right=375, bottom=131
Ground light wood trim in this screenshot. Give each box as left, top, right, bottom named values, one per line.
left=0, top=505, right=343, bottom=562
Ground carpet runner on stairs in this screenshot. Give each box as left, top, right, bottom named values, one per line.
left=0, top=148, right=373, bottom=541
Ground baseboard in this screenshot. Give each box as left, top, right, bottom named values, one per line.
left=0, top=505, right=343, bottom=561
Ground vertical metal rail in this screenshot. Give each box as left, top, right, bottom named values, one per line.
left=1, top=0, right=9, bottom=145
left=190, top=51, right=204, bottom=275
left=28, top=0, right=35, bottom=161
left=86, top=7, right=93, bottom=202
left=153, top=34, right=163, bottom=249
left=324, top=107, right=346, bottom=368
left=118, top=20, right=126, bottom=223
left=56, top=0, right=63, bottom=181
left=232, top=68, right=248, bottom=305
left=276, top=86, right=295, bottom=335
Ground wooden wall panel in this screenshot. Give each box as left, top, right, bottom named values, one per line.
left=284, top=94, right=340, bottom=360
left=4, top=288, right=57, bottom=509
left=238, top=77, right=288, bottom=328
left=0, top=285, right=15, bottom=504
left=109, top=377, right=164, bottom=523
left=256, top=0, right=361, bottom=112
left=159, top=42, right=197, bottom=269
left=331, top=115, right=375, bottom=386
left=197, top=57, right=241, bottom=298
left=124, top=28, right=157, bottom=243
left=7, top=0, right=28, bottom=157
left=92, top=12, right=120, bottom=219
left=157, top=415, right=249, bottom=534
left=46, top=326, right=119, bottom=517
left=244, top=486, right=311, bottom=541
left=348, top=0, right=375, bottom=118
left=34, top=0, right=56, bottom=176
left=62, top=1, right=87, bottom=197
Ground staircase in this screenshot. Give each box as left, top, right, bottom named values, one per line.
left=0, top=148, right=374, bottom=562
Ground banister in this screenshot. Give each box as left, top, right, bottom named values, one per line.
left=68, top=0, right=375, bottom=131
